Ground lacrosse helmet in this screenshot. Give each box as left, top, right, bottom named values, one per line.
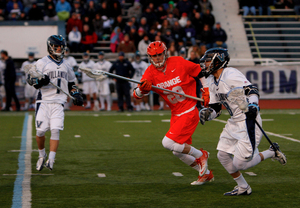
left=199, top=48, right=230, bottom=78
left=47, top=35, right=66, bottom=62
left=147, top=41, right=168, bottom=71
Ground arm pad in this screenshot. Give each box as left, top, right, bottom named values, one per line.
left=209, top=103, right=222, bottom=118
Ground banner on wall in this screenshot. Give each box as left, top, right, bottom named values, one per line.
left=238, top=65, right=300, bottom=99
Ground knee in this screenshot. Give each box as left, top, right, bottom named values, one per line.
left=50, top=129, right=60, bottom=141
left=233, top=158, right=247, bottom=170
left=162, top=136, right=173, bottom=151
left=36, top=130, right=46, bottom=137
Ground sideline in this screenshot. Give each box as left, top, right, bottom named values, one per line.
left=11, top=113, right=33, bottom=208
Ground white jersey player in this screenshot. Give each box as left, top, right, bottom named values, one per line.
left=199, top=48, right=287, bottom=196
left=21, top=52, right=37, bottom=110
left=79, top=52, right=99, bottom=110
left=28, top=35, right=83, bottom=171
left=0, top=59, right=5, bottom=109
left=95, top=51, right=112, bottom=111
left=131, top=52, right=149, bottom=111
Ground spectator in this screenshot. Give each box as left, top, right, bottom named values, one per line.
left=162, top=29, right=174, bottom=47
left=68, top=26, right=81, bottom=53
left=192, top=12, right=204, bottom=39
left=109, top=51, right=135, bottom=112
left=202, top=8, right=215, bottom=29
left=8, top=2, right=21, bottom=20
left=200, top=24, right=213, bottom=49
left=85, top=0, right=98, bottom=20
left=99, top=1, right=110, bottom=18
left=166, top=0, right=180, bottom=17
left=110, top=26, right=124, bottom=53
left=6, top=0, right=23, bottom=15
left=156, top=4, right=168, bottom=24
left=27, top=2, right=43, bottom=20
left=138, top=35, right=151, bottom=57
left=176, top=0, right=194, bottom=17
left=67, top=12, right=83, bottom=34
left=71, top=1, right=85, bottom=17
left=127, top=1, right=142, bottom=19
left=0, top=50, right=20, bottom=111
left=178, top=12, right=188, bottom=27
left=135, top=27, right=146, bottom=48
left=112, top=15, right=126, bottom=32
left=167, top=12, right=178, bottom=26
left=199, top=0, right=213, bottom=14
left=199, top=44, right=207, bottom=57
left=56, top=0, right=72, bottom=21
left=139, top=17, right=150, bottom=33
left=187, top=45, right=201, bottom=59
left=124, top=19, right=134, bottom=34
left=109, top=0, right=122, bottom=19
left=141, top=6, right=157, bottom=29
left=167, top=44, right=179, bottom=57
left=131, top=16, right=139, bottom=30
left=93, top=13, right=104, bottom=40
left=239, top=0, right=258, bottom=16
left=293, top=0, right=300, bottom=18
left=187, top=51, right=200, bottom=64
left=128, top=26, right=139, bottom=46
left=19, top=11, right=26, bottom=20
left=43, top=1, right=59, bottom=21
left=258, top=0, right=273, bottom=16
left=0, top=8, right=5, bottom=21
left=182, top=19, right=197, bottom=47
left=179, top=48, right=186, bottom=59
left=172, top=20, right=185, bottom=44
left=212, top=22, right=228, bottom=48
left=81, top=24, right=98, bottom=52
left=102, top=15, right=112, bottom=35
left=161, top=19, right=172, bottom=35
left=117, top=33, right=136, bottom=53
left=82, top=15, right=94, bottom=32
left=148, top=28, right=157, bottom=41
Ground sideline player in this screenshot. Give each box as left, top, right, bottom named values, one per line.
left=131, top=51, right=150, bottom=111
left=199, top=48, right=287, bottom=195
left=27, top=35, right=83, bottom=171
left=21, top=52, right=37, bottom=110
left=133, top=41, right=212, bottom=185
left=95, top=51, right=112, bottom=111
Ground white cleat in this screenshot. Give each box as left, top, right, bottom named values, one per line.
left=36, top=153, right=47, bottom=171
left=224, top=185, right=252, bottom=196
left=269, top=142, right=287, bottom=165
left=191, top=170, right=214, bottom=185
left=45, top=159, right=54, bottom=171
left=196, top=149, right=209, bottom=177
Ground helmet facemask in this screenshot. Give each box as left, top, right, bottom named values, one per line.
left=200, top=50, right=229, bottom=78
left=148, top=50, right=167, bottom=71
left=147, top=41, right=168, bottom=71
left=47, top=35, right=66, bottom=62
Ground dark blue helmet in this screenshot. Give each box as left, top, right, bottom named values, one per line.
left=199, top=48, right=230, bottom=78
left=47, top=35, right=66, bottom=62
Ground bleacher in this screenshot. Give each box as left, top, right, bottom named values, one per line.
left=242, top=8, right=300, bottom=62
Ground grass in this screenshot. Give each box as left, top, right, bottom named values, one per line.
left=1, top=110, right=300, bottom=208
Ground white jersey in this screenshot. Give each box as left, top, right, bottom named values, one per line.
left=79, top=60, right=96, bottom=82
left=207, top=67, right=251, bottom=121
left=95, top=60, right=112, bottom=95
left=95, top=59, right=112, bottom=74
left=35, top=56, right=76, bottom=104
left=21, top=60, right=37, bottom=72
left=64, top=56, right=77, bottom=68
left=131, top=60, right=148, bottom=80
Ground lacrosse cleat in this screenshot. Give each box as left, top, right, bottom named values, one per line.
left=269, top=142, right=287, bottom=165
left=224, top=185, right=252, bottom=196
left=36, top=153, right=47, bottom=171
left=191, top=170, right=214, bottom=185
left=196, top=149, right=209, bottom=177
left=45, top=159, right=55, bottom=171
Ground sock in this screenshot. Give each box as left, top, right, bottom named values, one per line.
left=234, top=174, right=248, bottom=189
left=49, top=151, right=56, bottom=161
left=106, top=95, right=112, bottom=110
left=188, top=146, right=203, bottom=158
left=159, top=101, right=164, bottom=108
left=136, top=104, right=141, bottom=111
left=39, top=148, right=46, bottom=157
left=261, top=149, right=275, bottom=160
left=99, top=95, right=105, bottom=109
left=86, top=101, right=91, bottom=107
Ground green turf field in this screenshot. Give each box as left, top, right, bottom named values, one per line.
left=1, top=110, right=300, bottom=208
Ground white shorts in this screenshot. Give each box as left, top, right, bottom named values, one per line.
left=35, top=103, right=64, bottom=132
left=83, top=81, right=98, bottom=95
left=24, top=84, right=37, bottom=98
left=97, top=79, right=110, bottom=96
left=217, top=114, right=262, bottom=161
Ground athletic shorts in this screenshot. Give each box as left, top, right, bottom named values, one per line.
left=35, top=103, right=64, bottom=132
left=83, top=81, right=98, bottom=95
left=166, top=107, right=199, bottom=144
left=217, top=114, right=263, bottom=161
left=97, top=79, right=110, bottom=96
left=24, top=84, right=37, bottom=98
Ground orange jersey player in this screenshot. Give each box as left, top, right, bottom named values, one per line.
left=133, top=41, right=212, bottom=185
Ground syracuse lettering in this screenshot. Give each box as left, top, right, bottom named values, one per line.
left=156, top=76, right=181, bottom=88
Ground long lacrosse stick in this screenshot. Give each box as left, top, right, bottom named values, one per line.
left=227, top=87, right=280, bottom=153
left=79, top=67, right=204, bottom=102
left=24, top=64, right=75, bottom=100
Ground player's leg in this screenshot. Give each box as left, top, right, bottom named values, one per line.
left=116, top=82, right=124, bottom=111
left=83, top=82, right=91, bottom=109
left=142, top=95, right=150, bottom=111
left=99, top=95, right=105, bottom=110
left=106, top=94, right=112, bottom=111
left=91, top=81, right=99, bottom=111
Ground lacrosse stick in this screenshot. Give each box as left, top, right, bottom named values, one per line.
left=227, top=87, right=279, bottom=153
left=24, top=64, right=75, bottom=100
left=79, top=67, right=204, bottom=102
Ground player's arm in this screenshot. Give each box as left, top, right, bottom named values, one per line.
left=27, top=74, right=50, bottom=89
left=69, top=82, right=83, bottom=106
left=243, top=84, right=260, bottom=120
left=199, top=103, right=222, bottom=125
left=133, top=79, right=152, bottom=99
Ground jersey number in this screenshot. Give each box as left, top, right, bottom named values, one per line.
left=164, top=86, right=186, bottom=104
left=56, top=78, right=61, bottom=94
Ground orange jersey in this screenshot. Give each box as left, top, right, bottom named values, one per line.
left=142, top=56, right=201, bottom=114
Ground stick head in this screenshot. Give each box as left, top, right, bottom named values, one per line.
left=79, top=67, right=107, bottom=80
left=23, top=64, right=43, bottom=79
left=227, top=87, right=248, bottom=112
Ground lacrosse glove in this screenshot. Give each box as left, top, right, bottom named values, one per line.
left=245, top=103, right=260, bottom=120
left=200, top=87, right=210, bottom=107
left=199, top=108, right=213, bottom=125
left=138, top=79, right=152, bottom=94
left=32, top=75, right=50, bottom=89
left=70, top=86, right=84, bottom=106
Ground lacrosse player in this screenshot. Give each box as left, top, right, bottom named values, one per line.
left=133, top=41, right=212, bottom=185
left=20, top=52, right=37, bottom=110
left=95, top=51, right=112, bottom=111
left=79, top=52, right=99, bottom=110
left=27, top=35, right=83, bottom=171
left=199, top=48, right=287, bottom=195
left=131, top=51, right=150, bottom=111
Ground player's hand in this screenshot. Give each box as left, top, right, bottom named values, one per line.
left=200, top=87, right=210, bottom=107
left=199, top=108, right=213, bottom=125
left=138, top=79, right=152, bottom=94
left=39, top=75, right=50, bottom=86
left=73, top=93, right=84, bottom=106
left=245, top=103, right=259, bottom=120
